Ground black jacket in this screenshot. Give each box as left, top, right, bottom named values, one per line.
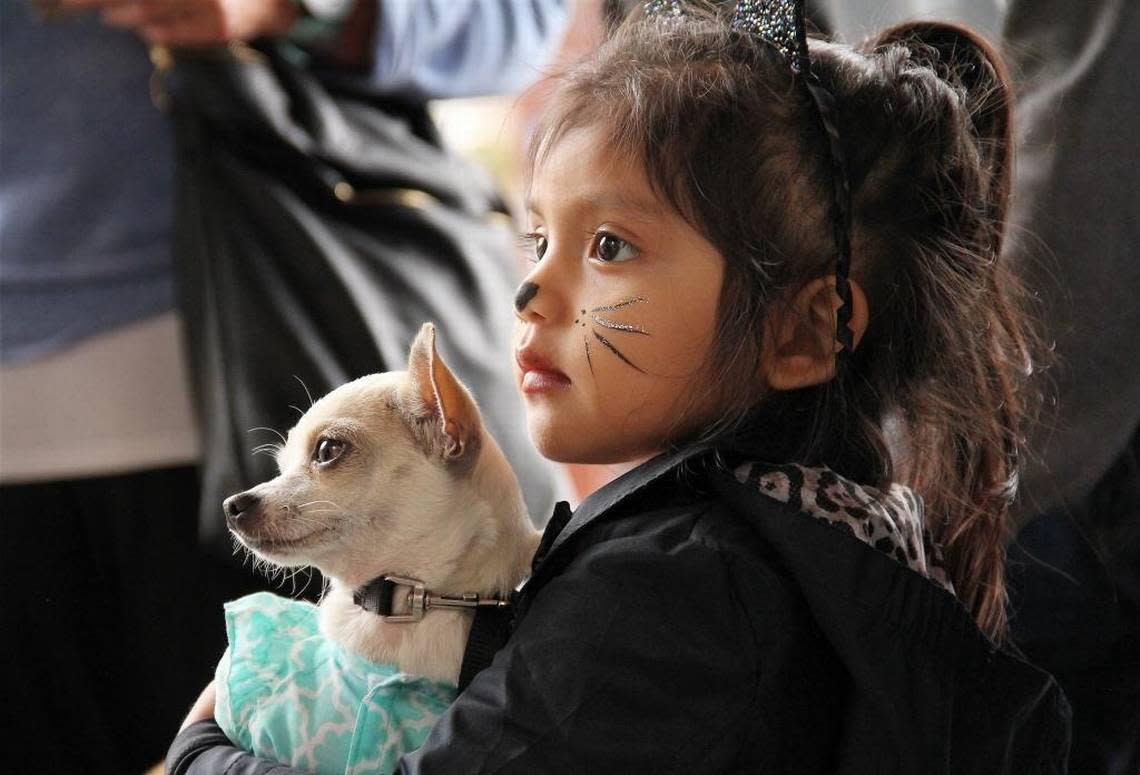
left=169, top=444, right=1071, bottom=773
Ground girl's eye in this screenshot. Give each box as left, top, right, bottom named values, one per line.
left=313, top=438, right=347, bottom=466
left=590, top=231, right=639, bottom=263
left=519, top=232, right=548, bottom=263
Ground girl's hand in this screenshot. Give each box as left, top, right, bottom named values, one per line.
left=58, top=0, right=300, bottom=46
left=178, top=680, right=217, bottom=733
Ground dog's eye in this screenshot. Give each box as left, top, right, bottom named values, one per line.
left=314, top=438, right=346, bottom=466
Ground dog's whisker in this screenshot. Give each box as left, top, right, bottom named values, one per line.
left=295, top=516, right=340, bottom=527
left=292, top=511, right=337, bottom=525
left=251, top=442, right=285, bottom=459
left=298, top=500, right=342, bottom=510
left=297, top=566, right=315, bottom=600
left=317, top=574, right=330, bottom=605
left=288, top=404, right=306, bottom=420
left=248, top=426, right=287, bottom=444
left=297, top=509, right=340, bottom=517
left=283, top=565, right=306, bottom=592
left=294, top=375, right=316, bottom=409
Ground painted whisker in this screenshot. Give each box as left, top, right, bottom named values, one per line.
left=593, top=331, right=646, bottom=373
left=591, top=296, right=646, bottom=313
left=592, top=315, right=650, bottom=335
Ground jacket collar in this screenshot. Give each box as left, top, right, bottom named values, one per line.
left=543, top=442, right=716, bottom=561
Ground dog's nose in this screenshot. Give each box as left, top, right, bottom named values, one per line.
left=223, top=491, right=261, bottom=525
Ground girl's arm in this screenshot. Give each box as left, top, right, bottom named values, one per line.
left=167, top=720, right=300, bottom=775
left=396, top=533, right=760, bottom=772
left=362, top=0, right=571, bottom=99
left=177, top=680, right=218, bottom=734
left=168, top=528, right=761, bottom=773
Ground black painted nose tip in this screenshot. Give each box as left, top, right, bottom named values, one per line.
left=514, top=281, right=539, bottom=313
left=223, top=491, right=261, bottom=524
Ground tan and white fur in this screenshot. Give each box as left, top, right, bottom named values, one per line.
left=223, top=323, right=541, bottom=685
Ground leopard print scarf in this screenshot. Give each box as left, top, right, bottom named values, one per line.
left=732, top=461, right=954, bottom=594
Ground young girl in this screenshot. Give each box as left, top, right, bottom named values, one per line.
left=169, top=4, right=1071, bottom=772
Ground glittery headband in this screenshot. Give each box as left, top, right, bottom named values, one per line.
left=644, top=0, right=855, bottom=358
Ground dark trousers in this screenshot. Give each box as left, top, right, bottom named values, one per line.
left=0, top=466, right=267, bottom=774
left=1008, top=427, right=1140, bottom=775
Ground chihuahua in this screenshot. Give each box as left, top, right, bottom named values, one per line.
left=222, top=323, right=541, bottom=685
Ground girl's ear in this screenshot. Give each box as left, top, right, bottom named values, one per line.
left=761, top=276, right=869, bottom=391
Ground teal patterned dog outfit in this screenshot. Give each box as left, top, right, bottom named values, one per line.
left=215, top=592, right=456, bottom=774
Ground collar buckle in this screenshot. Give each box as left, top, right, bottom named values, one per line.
left=354, top=574, right=512, bottom=622
left=377, top=575, right=428, bottom=622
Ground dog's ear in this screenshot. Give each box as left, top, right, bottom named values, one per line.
left=406, top=323, right=481, bottom=462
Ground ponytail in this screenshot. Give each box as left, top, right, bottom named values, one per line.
left=824, top=22, right=1040, bottom=643
left=872, top=22, right=1015, bottom=254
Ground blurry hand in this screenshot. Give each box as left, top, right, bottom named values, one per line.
left=178, top=679, right=218, bottom=732
left=59, top=0, right=300, bottom=46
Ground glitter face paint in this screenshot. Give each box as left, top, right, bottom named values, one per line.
left=584, top=298, right=650, bottom=375
left=514, top=124, right=725, bottom=464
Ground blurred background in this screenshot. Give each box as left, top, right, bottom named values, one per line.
left=1, top=1, right=1137, bottom=774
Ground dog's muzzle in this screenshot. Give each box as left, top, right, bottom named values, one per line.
left=223, top=490, right=262, bottom=528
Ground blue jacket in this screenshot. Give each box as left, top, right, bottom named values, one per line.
left=169, top=443, right=1071, bottom=773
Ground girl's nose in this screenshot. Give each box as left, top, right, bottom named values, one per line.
left=514, top=281, right=540, bottom=315
left=514, top=254, right=569, bottom=324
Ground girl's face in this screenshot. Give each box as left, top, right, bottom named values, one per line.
left=514, top=125, right=726, bottom=464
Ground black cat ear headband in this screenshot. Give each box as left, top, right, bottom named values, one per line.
left=643, top=0, right=855, bottom=359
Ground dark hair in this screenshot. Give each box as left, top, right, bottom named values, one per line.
left=525, top=6, right=1043, bottom=644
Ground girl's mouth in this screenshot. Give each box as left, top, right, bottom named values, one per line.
left=520, top=370, right=572, bottom=394
left=516, top=347, right=571, bottom=394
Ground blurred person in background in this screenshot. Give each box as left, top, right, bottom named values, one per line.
left=0, top=1, right=569, bottom=771
left=999, top=1, right=1140, bottom=772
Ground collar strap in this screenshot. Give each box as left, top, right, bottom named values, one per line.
left=353, top=575, right=512, bottom=622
